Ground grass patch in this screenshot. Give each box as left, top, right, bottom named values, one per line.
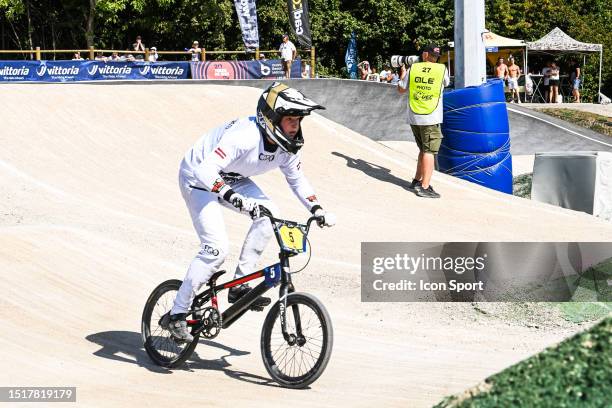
left=536, top=108, right=612, bottom=137
left=435, top=316, right=612, bottom=407
left=513, top=173, right=532, bottom=198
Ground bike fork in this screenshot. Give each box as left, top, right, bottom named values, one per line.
left=279, top=258, right=304, bottom=345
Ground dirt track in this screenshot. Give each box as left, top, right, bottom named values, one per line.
left=1, top=83, right=610, bottom=407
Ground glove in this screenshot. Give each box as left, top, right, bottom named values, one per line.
left=313, top=207, right=336, bottom=227
left=229, top=192, right=260, bottom=218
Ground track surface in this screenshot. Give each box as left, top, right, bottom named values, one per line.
left=1, top=83, right=611, bottom=407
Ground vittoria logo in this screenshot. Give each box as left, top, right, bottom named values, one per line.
left=139, top=65, right=185, bottom=76
left=0, top=66, right=30, bottom=76
left=36, top=65, right=79, bottom=77
left=87, top=64, right=132, bottom=76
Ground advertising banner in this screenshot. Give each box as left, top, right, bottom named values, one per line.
left=0, top=60, right=190, bottom=82
left=0, top=60, right=40, bottom=82
left=287, top=0, right=312, bottom=48
left=190, top=59, right=301, bottom=80
left=234, top=0, right=260, bottom=49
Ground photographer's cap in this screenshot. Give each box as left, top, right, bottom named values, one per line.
left=424, top=44, right=441, bottom=56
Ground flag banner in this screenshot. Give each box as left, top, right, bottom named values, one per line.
left=234, top=0, right=260, bottom=49
left=345, top=32, right=358, bottom=79
left=287, top=0, right=312, bottom=48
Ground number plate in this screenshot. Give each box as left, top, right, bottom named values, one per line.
left=279, top=225, right=306, bottom=252
left=264, top=264, right=282, bottom=287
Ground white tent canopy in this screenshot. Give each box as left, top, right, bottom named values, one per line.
left=527, top=27, right=603, bottom=102
left=527, top=27, right=602, bottom=52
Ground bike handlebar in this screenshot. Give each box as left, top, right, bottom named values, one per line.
left=252, top=204, right=322, bottom=234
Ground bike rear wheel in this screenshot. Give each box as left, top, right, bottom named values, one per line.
left=260, top=292, right=333, bottom=388
left=141, top=279, right=198, bottom=368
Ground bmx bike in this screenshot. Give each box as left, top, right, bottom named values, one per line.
left=141, top=206, right=333, bottom=388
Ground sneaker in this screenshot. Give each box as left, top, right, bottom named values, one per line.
left=416, top=185, right=441, bottom=198
left=228, top=283, right=271, bottom=308
left=409, top=179, right=422, bottom=190
left=168, top=313, right=194, bottom=342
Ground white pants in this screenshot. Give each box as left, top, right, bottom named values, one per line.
left=171, top=173, right=278, bottom=315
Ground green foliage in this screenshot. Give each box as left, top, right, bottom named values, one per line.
left=435, top=317, right=612, bottom=407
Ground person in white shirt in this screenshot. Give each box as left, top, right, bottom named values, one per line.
left=167, top=82, right=337, bottom=341
left=279, top=34, right=297, bottom=79
left=188, top=41, right=201, bottom=62
left=148, top=46, right=159, bottom=62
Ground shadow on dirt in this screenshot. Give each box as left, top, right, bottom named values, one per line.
left=332, top=151, right=416, bottom=192
left=86, top=331, right=281, bottom=387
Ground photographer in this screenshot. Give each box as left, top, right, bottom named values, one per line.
left=397, top=45, right=449, bottom=198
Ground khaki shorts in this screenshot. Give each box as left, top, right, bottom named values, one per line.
left=410, top=124, right=443, bottom=154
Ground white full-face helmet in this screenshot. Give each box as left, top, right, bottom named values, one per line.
left=256, top=82, right=325, bottom=154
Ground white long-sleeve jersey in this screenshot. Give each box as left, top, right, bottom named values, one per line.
left=180, top=116, right=319, bottom=211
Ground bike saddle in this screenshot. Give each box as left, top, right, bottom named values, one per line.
left=208, top=270, right=226, bottom=286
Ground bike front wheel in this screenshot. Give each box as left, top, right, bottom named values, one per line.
left=260, top=292, right=333, bottom=388
left=141, top=279, right=199, bottom=368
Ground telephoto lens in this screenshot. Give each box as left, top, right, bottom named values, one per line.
left=390, top=55, right=419, bottom=68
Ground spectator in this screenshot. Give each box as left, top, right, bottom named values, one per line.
left=279, top=34, right=296, bottom=79
left=390, top=69, right=400, bottom=85
left=549, top=62, right=560, bottom=103
left=541, top=61, right=552, bottom=103
left=397, top=44, right=450, bottom=199
left=507, top=56, right=522, bottom=103
left=366, top=67, right=380, bottom=82
left=570, top=60, right=581, bottom=103
left=379, top=65, right=393, bottom=83
left=495, top=57, right=509, bottom=82
left=72, top=52, right=84, bottom=60
left=94, top=51, right=106, bottom=61
left=188, top=41, right=201, bottom=62
left=132, top=35, right=145, bottom=60
left=301, top=62, right=311, bottom=79
left=259, top=53, right=267, bottom=61
left=357, top=61, right=371, bottom=80
left=109, top=52, right=121, bottom=61
left=149, top=46, right=159, bottom=62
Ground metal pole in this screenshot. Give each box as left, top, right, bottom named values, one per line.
left=598, top=48, right=602, bottom=103
left=454, top=0, right=486, bottom=88
left=310, top=47, right=315, bottom=78
left=35, top=46, right=41, bottom=61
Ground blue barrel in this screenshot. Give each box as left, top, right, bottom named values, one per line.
left=439, top=79, right=512, bottom=194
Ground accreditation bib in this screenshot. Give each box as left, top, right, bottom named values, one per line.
left=408, top=62, right=446, bottom=115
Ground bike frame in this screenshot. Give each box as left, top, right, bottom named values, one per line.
left=187, top=210, right=319, bottom=343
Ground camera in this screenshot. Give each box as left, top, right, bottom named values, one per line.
left=390, top=55, right=419, bottom=68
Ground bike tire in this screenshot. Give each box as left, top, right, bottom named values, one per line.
left=141, top=279, right=199, bottom=368
left=260, top=292, right=333, bottom=388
